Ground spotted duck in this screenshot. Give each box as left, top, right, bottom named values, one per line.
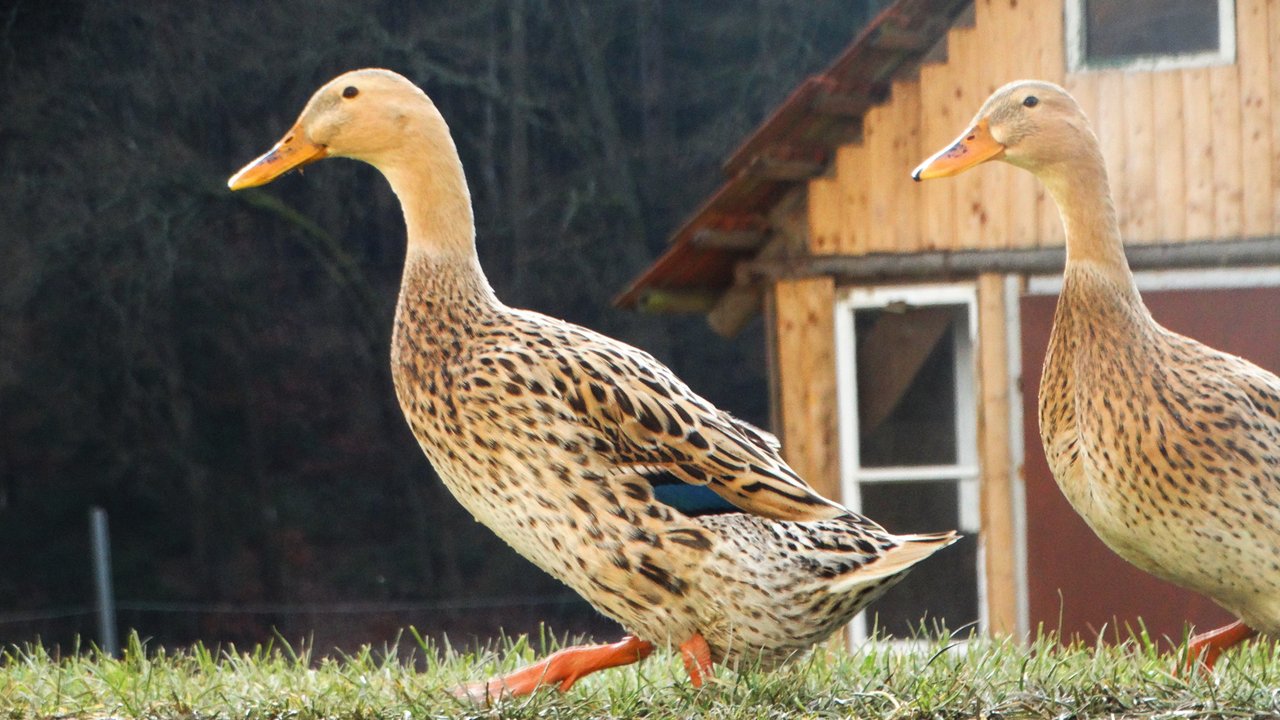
left=914, top=79, right=1280, bottom=669
left=229, top=68, right=958, bottom=699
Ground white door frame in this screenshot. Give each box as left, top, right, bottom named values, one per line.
left=833, top=281, right=981, bottom=643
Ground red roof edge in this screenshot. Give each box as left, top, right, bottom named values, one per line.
left=615, top=0, right=971, bottom=312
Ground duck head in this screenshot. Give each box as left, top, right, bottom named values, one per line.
left=228, top=69, right=444, bottom=190
left=912, top=80, right=1095, bottom=181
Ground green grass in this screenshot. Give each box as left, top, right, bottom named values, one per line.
left=4, top=628, right=1279, bottom=719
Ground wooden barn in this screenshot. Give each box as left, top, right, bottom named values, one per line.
left=617, top=0, right=1280, bottom=643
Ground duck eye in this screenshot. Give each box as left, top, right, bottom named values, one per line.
left=342, top=86, right=359, bottom=99
left=1022, top=95, right=1039, bottom=108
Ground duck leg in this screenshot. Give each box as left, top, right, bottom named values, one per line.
left=679, top=633, right=715, bottom=687
left=451, top=635, right=654, bottom=702
left=1184, top=620, right=1258, bottom=672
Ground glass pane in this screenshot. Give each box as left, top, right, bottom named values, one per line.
left=1084, top=0, right=1219, bottom=63
left=858, top=480, right=978, bottom=638
left=854, top=304, right=967, bottom=467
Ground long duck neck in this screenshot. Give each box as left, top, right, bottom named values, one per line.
left=1038, top=137, right=1144, bottom=315
left=376, top=115, right=500, bottom=310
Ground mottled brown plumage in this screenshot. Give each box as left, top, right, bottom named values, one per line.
left=229, top=68, right=957, bottom=697
left=915, top=80, right=1280, bottom=667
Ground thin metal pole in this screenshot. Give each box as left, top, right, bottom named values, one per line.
left=90, top=507, right=118, bottom=657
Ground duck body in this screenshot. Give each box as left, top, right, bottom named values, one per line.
left=229, top=67, right=956, bottom=691
left=1042, top=264, right=1280, bottom=632
left=914, top=79, right=1280, bottom=661
left=390, top=250, right=944, bottom=668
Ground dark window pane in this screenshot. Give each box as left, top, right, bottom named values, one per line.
left=1084, top=0, right=1219, bottom=63
left=854, top=304, right=967, bottom=467
left=858, top=480, right=977, bottom=638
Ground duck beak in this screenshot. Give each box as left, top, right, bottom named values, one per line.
left=227, top=122, right=329, bottom=190
left=911, top=118, right=1004, bottom=181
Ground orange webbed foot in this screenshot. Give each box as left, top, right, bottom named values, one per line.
left=679, top=633, right=715, bottom=688
left=450, top=635, right=654, bottom=703
left=1181, top=620, right=1257, bottom=675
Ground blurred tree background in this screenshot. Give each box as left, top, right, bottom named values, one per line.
left=0, top=0, right=884, bottom=651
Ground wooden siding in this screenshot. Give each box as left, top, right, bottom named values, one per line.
left=808, top=0, right=1279, bottom=255
left=772, top=278, right=840, bottom=502
left=976, top=273, right=1017, bottom=636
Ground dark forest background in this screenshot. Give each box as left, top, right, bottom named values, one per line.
left=0, top=0, right=885, bottom=652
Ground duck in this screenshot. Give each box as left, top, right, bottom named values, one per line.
left=228, top=68, right=958, bottom=700
left=913, top=79, right=1280, bottom=669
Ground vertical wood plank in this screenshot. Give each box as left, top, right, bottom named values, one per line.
left=1060, top=74, right=1099, bottom=246
left=974, top=0, right=1006, bottom=93
left=1271, top=0, right=1280, bottom=232
left=1036, top=0, right=1066, bottom=84
left=974, top=0, right=999, bottom=31
left=1035, top=0, right=1067, bottom=246
left=976, top=0, right=1011, bottom=250
left=977, top=272, right=1017, bottom=637
left=1182, top=69, right=1216, bottom=239
left=806, top=177, right=841, bottom=255
left=1238, top=0, right=1273, bottom=237
left=1001, top=0, right=1041, bottom=248
left=1209, top=65, right=1243, bottom=240
left=1121, top=72, right=1155, bottom=242
left=891, top=80, right=923, bottom=253
left=764, top=281, right=783, bottom=438
left=1152, top=71, right=1187, bottom=241
left=866, top=100, right=895, bottom=254
left=836, top=143, right=871, bottom=255
left=774, top=277, right=839, bottom=503
left=919, top=55, right=957, bottom=251
left=1093, top=72, right=1128, bottom=243
left=950, top=27, right=987, bottom=249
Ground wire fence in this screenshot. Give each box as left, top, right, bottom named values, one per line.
left=0, top=594, right=619, bottom=656
left=0, top=594, right=585, bottom=627
left=1, top=508, right=619, bottom=652
left=0, top=607, right=100, bottom=626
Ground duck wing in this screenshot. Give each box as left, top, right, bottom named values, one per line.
left=534, top=319, right=848, bottom=522
left=1148, top=329, right=1280, bottom=498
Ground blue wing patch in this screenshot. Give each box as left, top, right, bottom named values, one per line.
left=651, top=482, right=739, bottom=516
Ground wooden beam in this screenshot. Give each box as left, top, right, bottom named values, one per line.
left=809, top=82, right=887, bottom=118
left=868, top=23, right=939, bottom=52
left=707, top=186, right=809, bottom=337
left=774, top=277, right=839, bottom=503
left=744, top=151, right=827, bottom=182
left=690, top=227, right=769, bottom=252
left=740, top=237, right=1280, bottom=284
left=809, top=91, right=874, bottom=119
left=632, top=288, right=717, bottom=314
left=976, top=273, right=1017, bottom=637
left=707, top=286, right=761, bottom=338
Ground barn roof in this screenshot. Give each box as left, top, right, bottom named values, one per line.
left=614, top=0, right=972, bottom=312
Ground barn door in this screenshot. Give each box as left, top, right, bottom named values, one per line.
left=1019, top=285, right=1280, bottom=644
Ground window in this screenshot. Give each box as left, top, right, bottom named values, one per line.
left=834, top=284, right=981, bottom=642
left=1066, top=0, right=1236, bottom=72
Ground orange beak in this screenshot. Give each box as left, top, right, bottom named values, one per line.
left=227, top=122, right=329, bottom=190
left=911, top=118, right=1005, bottom=181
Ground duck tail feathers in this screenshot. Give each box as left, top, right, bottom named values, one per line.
left=828, top=531, right=960, bottom=594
